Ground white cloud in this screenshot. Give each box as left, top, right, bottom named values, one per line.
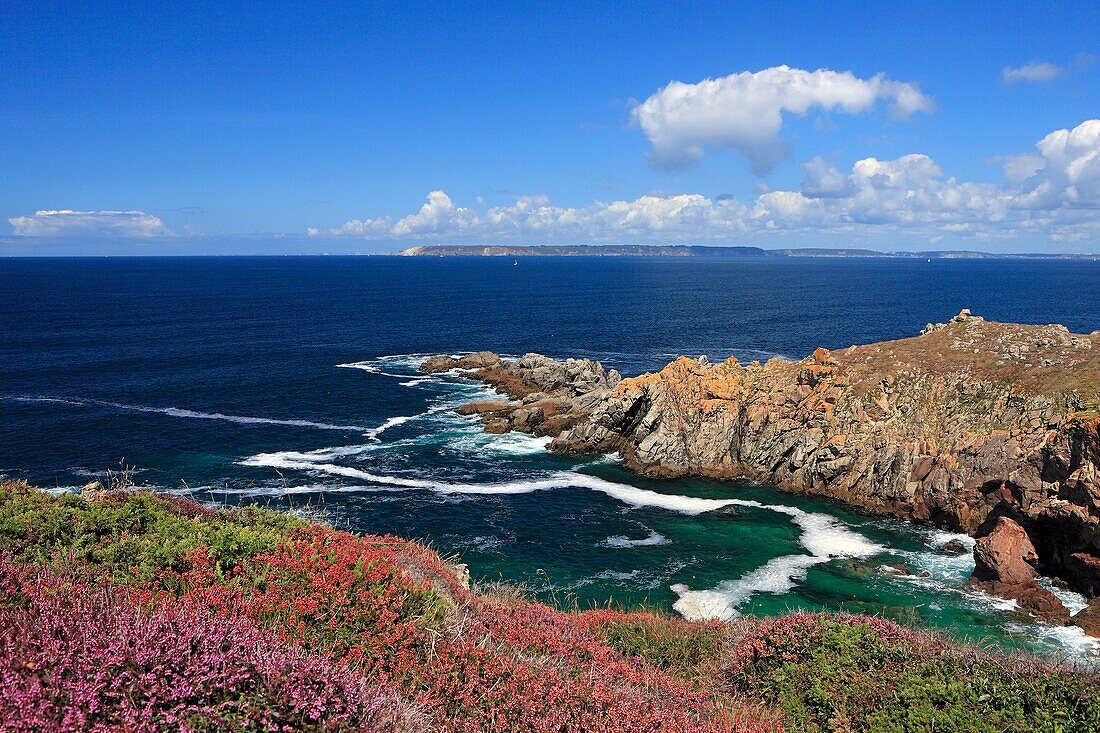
left=391, top=190, right=479, bottom=235
left=630, top=66, right=934, bottom=173
left=8, top=210, right=172, bottom=238
left=307, top=216, right=391, bottom=238
left=800, top=156, right=855, bottom=198
left=311, top=120, right=1100, bottom=247
left=1002, top=61, right=1065, bottom=85
left=1016, top=119, right=1100, bottom=208
left=995, top=153, right=1046, bottom=183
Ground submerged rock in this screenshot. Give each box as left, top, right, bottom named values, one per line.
left=940, top=539, right=968, bottom=555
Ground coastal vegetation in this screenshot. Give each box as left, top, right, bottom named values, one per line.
left=2, top=481, right=1097, bottom=732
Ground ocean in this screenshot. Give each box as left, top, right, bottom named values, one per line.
left=3, top=255, right=1099, bottom=660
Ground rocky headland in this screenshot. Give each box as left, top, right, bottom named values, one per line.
left=421, top=311, right=1100, bottom=635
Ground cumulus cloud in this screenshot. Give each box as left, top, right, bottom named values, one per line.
left=630, top=66, right=934, bottom=174
left=8, top=210, right=171, bottom=238
left=390, top=190, right=481, bottom=235
left=311, top=119, right=1100, bottom=246
left=800, top=156, right=855, bottom=198
left=1014, top=119, right=1100, bottom=208
left=781, top=153, right=1009, bottom=229
left=1002, top=61, right=1065, bottom=85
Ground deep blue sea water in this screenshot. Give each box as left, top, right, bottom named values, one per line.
left=3, top=255, right=1100, bottom=660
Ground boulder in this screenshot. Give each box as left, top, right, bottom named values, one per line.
left=511, top=406, right=544, bottom=432
left=969, top=518, right=1071, bottom=623
left=455, top=400, right=512, bottom=416
left=80, top=480, right=104, bottom=498
left=419, top=355, right=459, bottom=374
left=1072, top=598, right=1100, bottom=638
left=971, top=517, right=1038, bottom=585
left=483, top=418, right=510, bottom=434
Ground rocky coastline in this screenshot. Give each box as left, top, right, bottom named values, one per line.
left=421, top=311, right=1100, bottom=635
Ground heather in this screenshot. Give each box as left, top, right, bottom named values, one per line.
left=0, top=556, right=422, bottom=733
left=2, top=481, right=1097, bottom=733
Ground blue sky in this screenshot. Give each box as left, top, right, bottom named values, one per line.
left=2, top=1, right=1098, bottom=254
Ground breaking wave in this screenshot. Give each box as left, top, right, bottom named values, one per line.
left=239, top=451, right=738, bottom=514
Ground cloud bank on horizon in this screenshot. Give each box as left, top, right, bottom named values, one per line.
left=8, top=65, right=1099, bottom=250
left=301, top=117, right=1100, bottom=245
left=8, top=210, right=172, bottom=238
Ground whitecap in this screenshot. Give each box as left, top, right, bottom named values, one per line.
left=1037, top=576, right=1090, bottom=616
left=602, top=531, right=671, bottom=548
left=445, top=429, right=553, bottom=456
left=1005, top=622, right=1100, bottom=659
left=365, top=414, right=417, bottom=440
left=335, top=361, right=412, bottom=378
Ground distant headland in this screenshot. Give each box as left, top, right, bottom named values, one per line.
left=395, top=244, right=1100, bottom=259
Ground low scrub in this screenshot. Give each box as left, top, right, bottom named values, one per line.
left=1, top=481, right=1096, bottom=732
left=0, top=483, right=765, bottom=732
left=725, top=613, right=1099, bottom=733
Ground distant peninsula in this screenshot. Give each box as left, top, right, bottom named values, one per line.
left=396, top=244, right=1099, bottom=259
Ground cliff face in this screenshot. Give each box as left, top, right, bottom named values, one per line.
left=421, top=312, right=1100, bottom=621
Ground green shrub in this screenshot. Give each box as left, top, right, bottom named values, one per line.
left=728, top=614, right=1099, bottom=733
left=581, top=609, right=728, bottom=680
left=0, top=482, right=303, bottom=585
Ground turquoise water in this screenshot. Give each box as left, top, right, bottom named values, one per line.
left=3, top=256, right=1099, bottom=662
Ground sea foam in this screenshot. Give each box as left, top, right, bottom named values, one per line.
left=603, top=531, right=671, bottom=548
left=672, top=503, right=883, bottom=621
left=365, top=414, right=417, bottom=440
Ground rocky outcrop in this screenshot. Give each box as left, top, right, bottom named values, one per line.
left=420, top=351, right=502, bottom=374
left=425, top=312, right=1100, bottom=632
left=426, top=353, right=621, bottom=438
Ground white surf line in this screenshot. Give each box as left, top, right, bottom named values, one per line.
left=8, top=396, right=368, bottom=432
left=672, top=503, right=884, bottom=621
left=336, top=359, right=432, bottom=379
left=239, top=452, right=740, bottom=514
